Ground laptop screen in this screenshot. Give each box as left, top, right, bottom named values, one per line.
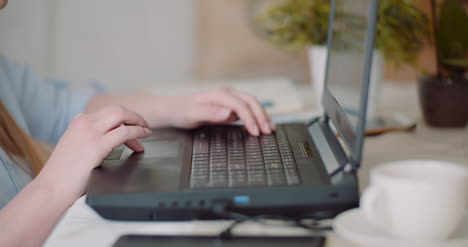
left=322, top=0, right=378, bottom=166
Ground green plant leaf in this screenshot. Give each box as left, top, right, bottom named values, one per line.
left=376, top=0, right=430, bottom=66
left=437, top=0, right=468, bottom=62
left=255, top=0, right=430, bottom=66
left=442, top=58, right=468, bottom=67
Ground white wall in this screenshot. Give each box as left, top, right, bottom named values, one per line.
left=0, top=0, right=195, bottom=92
left=0, top=0, right=52, bottom=74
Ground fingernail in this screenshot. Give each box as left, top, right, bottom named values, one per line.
left=216, top=108, right=231, bottom=119
left=145, top=128, right=152, bottom=134
left=251, top=125, right=260, bottom=136
left=263, top=122, right=271, bottom=134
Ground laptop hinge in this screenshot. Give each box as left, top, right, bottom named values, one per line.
left=308, top=118, right=353, bottom=176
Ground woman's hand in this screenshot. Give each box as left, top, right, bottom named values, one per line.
left=165, top=87, right=275, bottom=136
left=87, top=87, right=275, bottom=136
left=37, top=106, right=152, bottom=204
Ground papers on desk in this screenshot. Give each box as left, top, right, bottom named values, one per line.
left=148, top=78, right=305, bottom=116
left=271, top=110, right=322, bottom=125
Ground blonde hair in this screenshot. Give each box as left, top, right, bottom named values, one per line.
left=0, top=101, right=47, bottom=176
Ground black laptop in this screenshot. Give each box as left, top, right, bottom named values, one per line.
left=86, top=0, right=379, bottom=221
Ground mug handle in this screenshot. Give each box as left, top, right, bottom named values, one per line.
left=360, top=186, right=389, bottom=230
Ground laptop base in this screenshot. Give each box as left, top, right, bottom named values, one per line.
left=87, top=173, right=358, bottom=221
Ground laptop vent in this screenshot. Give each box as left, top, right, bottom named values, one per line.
left=156, top=200, right=209, bottom=209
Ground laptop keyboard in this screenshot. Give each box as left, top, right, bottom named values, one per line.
left=190, top=126, right=301, bottom=188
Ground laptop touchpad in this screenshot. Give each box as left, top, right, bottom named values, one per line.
left=120, top=139, right=181, bottom=160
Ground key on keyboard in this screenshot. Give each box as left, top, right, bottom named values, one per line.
left=190, top=126, right=301, bottom=188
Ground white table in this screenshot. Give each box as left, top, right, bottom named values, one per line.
left=45, top=83, right=468, bottom=247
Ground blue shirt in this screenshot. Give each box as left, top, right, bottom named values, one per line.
left=0, top=56, right=102, bottom=208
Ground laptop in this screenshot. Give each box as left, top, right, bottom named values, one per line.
left=86, top=0, right=379, bottom=221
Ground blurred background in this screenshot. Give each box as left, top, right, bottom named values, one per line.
left=0, top=0, right=441, bottom=92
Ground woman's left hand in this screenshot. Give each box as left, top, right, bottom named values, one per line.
left=165, top=87, right=274, bottom=136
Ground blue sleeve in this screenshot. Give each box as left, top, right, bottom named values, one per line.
left=0, top=56, right=105, bottom=144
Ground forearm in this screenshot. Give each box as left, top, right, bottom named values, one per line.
left=86, top=94, right=177, bottom=128
left=0, top=173, right=74, bottom=247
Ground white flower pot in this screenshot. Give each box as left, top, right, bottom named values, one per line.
left=307, top=45, right=384, bottom=119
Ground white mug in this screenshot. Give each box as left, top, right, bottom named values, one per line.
left=361, top=160, right=468, bottom=240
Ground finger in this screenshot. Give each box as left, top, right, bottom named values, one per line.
left=207, top=88, right=260, bottom=136
left=202, top=111, right=240, bottom=126
left=93, top=106, right=149, bottom=132
left=103, top=125, right=152, bottom=151
left=232, top=90, right=272, bottom=134
left=208, top=112, right=240, bottom=125
left=125, top=139, right=145, bottom=152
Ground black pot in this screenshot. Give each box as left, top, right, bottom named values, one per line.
left=418, top=75, right=468, bottom=127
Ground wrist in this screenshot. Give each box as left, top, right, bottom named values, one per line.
left=142, top=95, right=180, bottom=128
left=34, top=170, right=78, bottom=208
left=35, top=162, right=88, bottom=207
left=86, top=94, right=182, bottom=128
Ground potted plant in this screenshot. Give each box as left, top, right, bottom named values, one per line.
left=256, top=0, right=430, bottom=116
left=418, top=0, right=468, bottom=127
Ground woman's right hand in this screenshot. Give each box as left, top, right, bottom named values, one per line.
left=37, top=106, right=152, bottom=205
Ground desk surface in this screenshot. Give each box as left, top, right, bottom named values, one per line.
left=44, top=83, right=468, bottom=247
